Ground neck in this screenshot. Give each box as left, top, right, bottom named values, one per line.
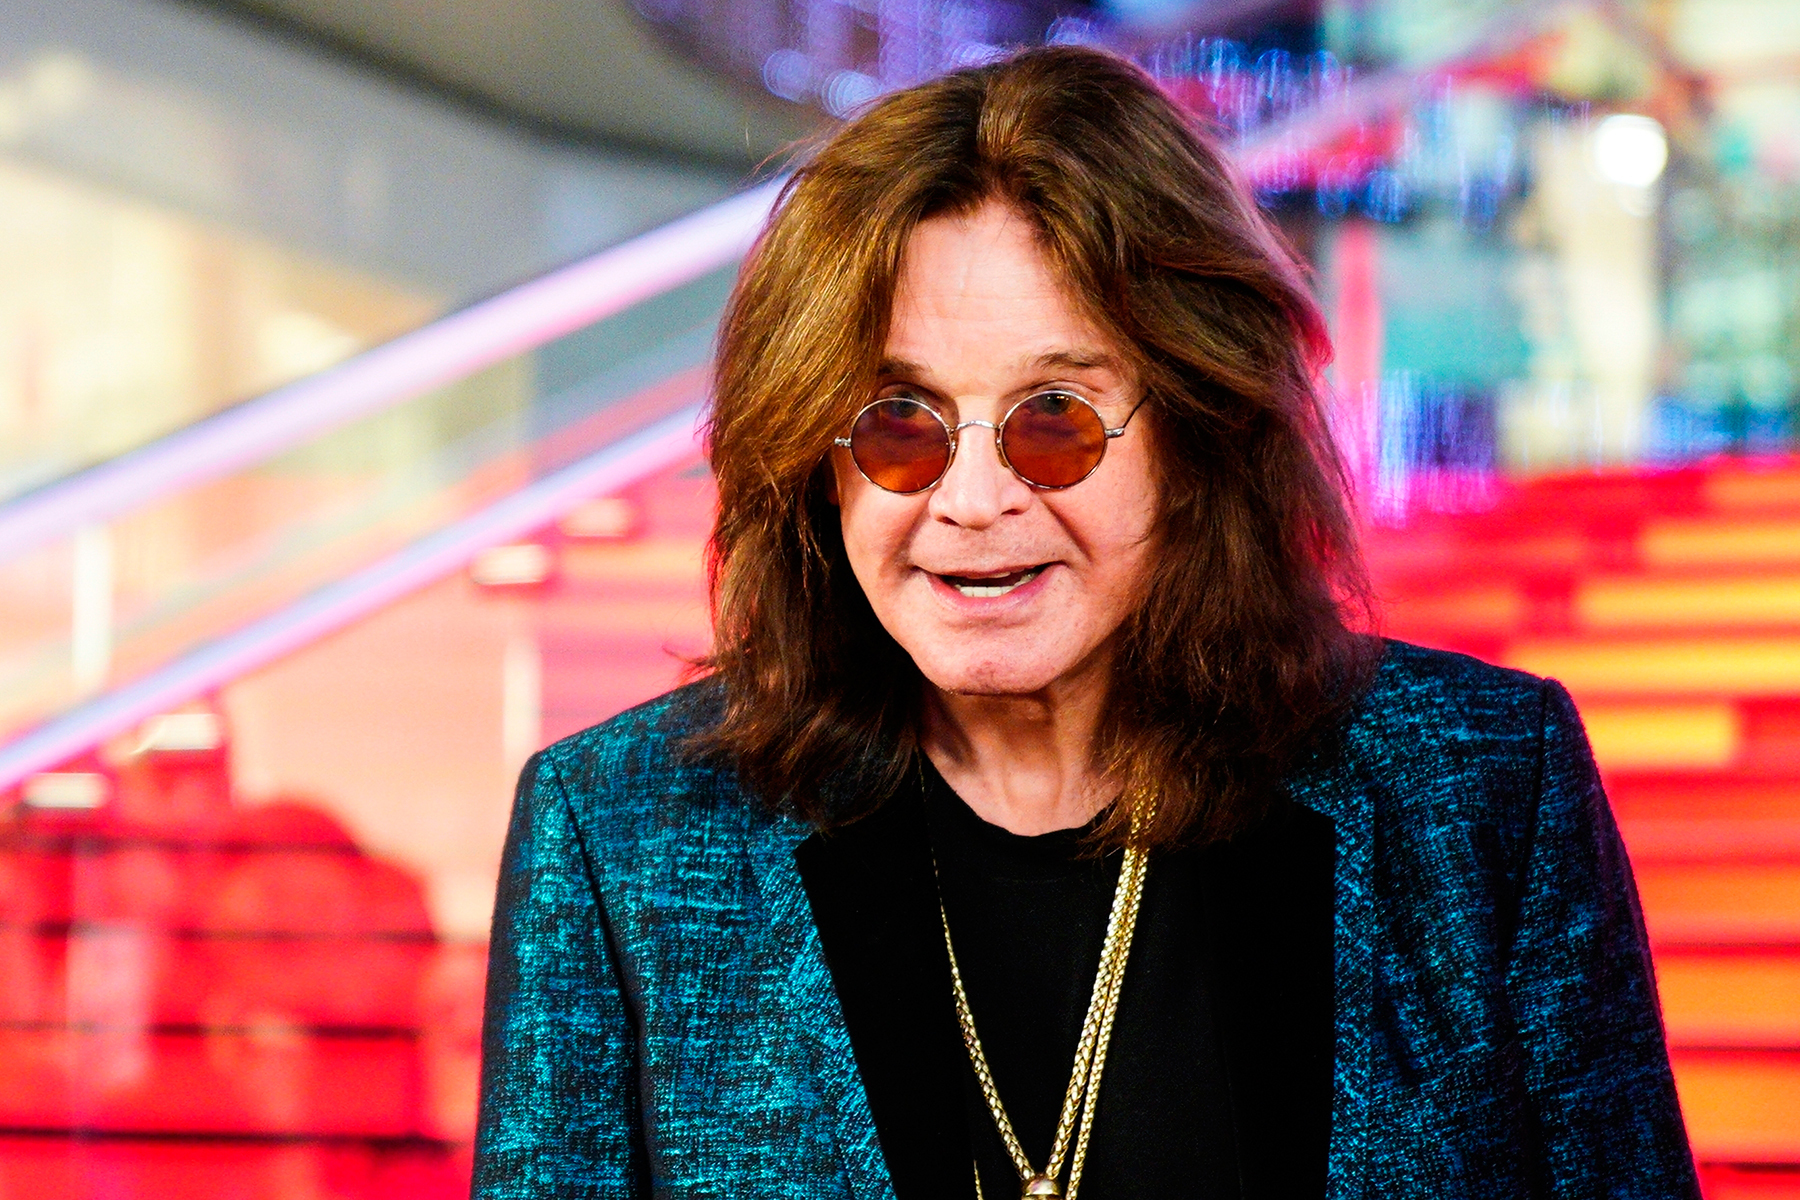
left=920, top=661, right=1115, bottom=836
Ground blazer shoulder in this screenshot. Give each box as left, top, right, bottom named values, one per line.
left=1335, top=640, right=1564, bottom=828
left=1358, top=639, right=1555, bottom=735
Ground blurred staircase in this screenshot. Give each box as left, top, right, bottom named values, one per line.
left=0, top=454, right=716, bottom=1199
left=0, top=721, right=480, bottom=1198
left=0, top=184, right=756, bottom=1197
left=11, top=444, right=1800, bottom=1192
left=1370, top=459, right=1800, bottom=1194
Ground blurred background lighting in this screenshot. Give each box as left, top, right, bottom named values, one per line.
left=469, top=542, right=556, bottom=588
left=821, top=69, right=883, bottom=118
left=559, top=496, right=641, bottom=540
left=20, top=770, right=108, bottom=809
left=134, top=711, right=225, bottom=754
left=1594, top=113, right=1670, bottom=188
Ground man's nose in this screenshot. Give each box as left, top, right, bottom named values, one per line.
left=927, top=421, right=1032, bottom=528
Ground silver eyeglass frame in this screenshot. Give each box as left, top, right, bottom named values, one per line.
left=832, top=392, right=1143, bottom=495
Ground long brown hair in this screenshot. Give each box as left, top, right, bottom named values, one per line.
left=702, top=45, right=1374, bottom=848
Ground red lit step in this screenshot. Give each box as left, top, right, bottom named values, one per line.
left=1636, top=862, right=1800, bottom=947
left=0, top=1026, right=422, bottom=1136
left=0, top=933, right=441, bottom=1028
left=1657, top=949, right=1800, bottom=1049
left=0, top=1136, right=470, bottom=1200
left=1623, top=814, right=1800, bottom=862
left=0, top=844, right=431, bottom=936
left=1703, top=1166, right=1800, bottom=1200
left=1612, top=773, right=1800, bottom=867
left=1613, top=774, right=1800, bottom=862
left=2, top=800, right=362, bottom=851
left=1506, top=636, right=1800, bottom=702
left=1610, top=776, right=1800, bottom=815
left=1364, top=465, right=1800, bottom=580
left=1674, top=1050, right=1800, bottom=1163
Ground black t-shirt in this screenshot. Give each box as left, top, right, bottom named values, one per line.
left=922, top=763, right=1240, bottom=1197
left=795, top=758, right=1336, bottom=1200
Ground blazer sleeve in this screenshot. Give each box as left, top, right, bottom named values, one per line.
left=1505, top=681, right=1700, bottom=1197
left=473, top=752, right=649, bottom=1198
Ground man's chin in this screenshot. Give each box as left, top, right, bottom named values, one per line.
left=918, top=660, right=1071, bottom=699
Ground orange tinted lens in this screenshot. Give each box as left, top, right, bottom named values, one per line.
left=850, top=399, right=951, bottom=493
left=1001, top=393, right=1107, bottom=487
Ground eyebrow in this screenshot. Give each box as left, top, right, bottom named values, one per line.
left=876, top=349, right=1124, bottom=379
left=1029, top=350, right=1122, bottom=374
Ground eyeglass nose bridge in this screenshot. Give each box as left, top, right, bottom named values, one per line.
left=948, top=417, right=1000, bottom=449
left=945, top=417, right=1008, bottom=477
left=954, top=411, right=1133, bottom=449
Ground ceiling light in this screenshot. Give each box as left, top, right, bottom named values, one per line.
left=1593, top=113, right=1668, bottom=188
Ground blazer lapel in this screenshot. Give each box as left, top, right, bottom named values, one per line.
left=747, top=810, right=897, bottom=1200
left=1284, top=730, right=1379, bottom=1200
left=794, top=798, right=974, bottom=1199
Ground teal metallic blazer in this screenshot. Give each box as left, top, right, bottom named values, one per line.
left=473, top=641, right=1699, bottom=1198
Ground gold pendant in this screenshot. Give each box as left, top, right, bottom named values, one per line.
left=1023, top=1176, right=1062, bottom=1198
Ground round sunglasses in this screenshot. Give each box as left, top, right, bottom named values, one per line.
left=833, top=391, right=1142, bottom=494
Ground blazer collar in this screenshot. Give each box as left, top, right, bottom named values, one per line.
left=746, top=808, right=898, bottom=1200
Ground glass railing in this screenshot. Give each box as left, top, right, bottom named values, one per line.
left=0, top=181, right=778, bottom=788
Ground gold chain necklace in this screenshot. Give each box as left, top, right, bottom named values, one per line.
left=936, top=823, right=1150, bottom=1200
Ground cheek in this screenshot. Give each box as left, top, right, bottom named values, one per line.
left=826, top=445, right=857, bottom=508
left=1066, top=450, right=1159, bottom=567
left=1085, top=518, right=1158, bottom=619
left=1114, top=437, right=1162, bottom=550
left=1054, top=461, right=1160, bottom=632
left=834, top=467, right=919, bottom=589
left=832, top=451, right=874, bottom=563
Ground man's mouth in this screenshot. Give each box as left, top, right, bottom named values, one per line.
left=935, top=566, right=1047, bottom=598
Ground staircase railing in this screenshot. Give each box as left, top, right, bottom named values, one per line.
left=0, top=387, right=708, bottom=788
left=0, top=181, right=781, bottom=564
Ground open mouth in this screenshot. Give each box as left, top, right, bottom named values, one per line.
left=936, top=565, right=1047, bottom=598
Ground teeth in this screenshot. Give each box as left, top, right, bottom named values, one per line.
left=948, top=567, right=1043, bottom=598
